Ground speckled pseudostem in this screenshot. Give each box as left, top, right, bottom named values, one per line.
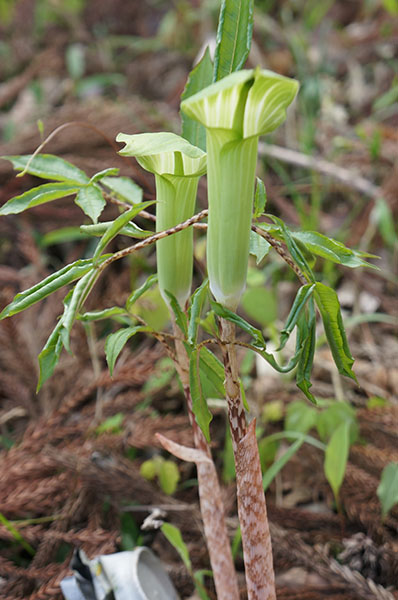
left=220, top=319, right=247, bottom=451
left=157, top=434, right=240, bottom=600
left=220, top=318, right=276, bottom=599
left=236, top=419, right=276, bottom=600
left=170, top=321, right=240, bottom=600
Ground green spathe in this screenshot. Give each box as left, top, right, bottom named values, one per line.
left=116, top=132, right=206, bottom=306
left=181, top=67, right=299, bottom=139
left=116, top=132, right=206, bottom=177
left=181, top=68, right=299, bottom=309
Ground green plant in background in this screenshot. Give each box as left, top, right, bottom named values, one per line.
left=161, top=522, right=212, bottom=600
left=0, top=0, right=381, bottom=597
left=377, top=462, right=398, bottom=517
left=140, top=455, right=180, bottom=496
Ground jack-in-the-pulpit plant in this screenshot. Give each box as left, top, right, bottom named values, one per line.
left=182, top=68, right=299, bottom=600
left=116, top=132, right=206, bottom=307
left=181, top=67, right=299, bottom=310
left=0, top=6, right=370, bottom=599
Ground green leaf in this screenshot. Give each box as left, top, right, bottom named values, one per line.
left=101, top=175, right=144, bottom=205
left=0, top=512, right=35, bottom=556
left=189, top=348, right=213, bottom=442
left=316, top=402, right=358, bottom=444
left=158, top=460, right=180, bottom=495
left=296, top=305, right=317, bottom=404
left=188, top=279, right=209, bottom=345
left=2, top=154, right=89, bottom=184
left=253, top=177, right=267, bottom=219
left=258, top=437, right=278, bottom=472
left=95, top=413, right=125, bottom=435
left=278, top=284, right=315, bottom=350
left=37, top=321, right=64, bottom=391
left=324, top=420, right=350, bottom=502
left=263, top=438, right=304, bottom=492
left=181, top=47, right=213, bottom=151
left=89, top=167, right=119, bottom=183
left=292, top=231, right=378, bottom=269
left=213, top=0, right=254, bottom=82
left=377, top=462, right=398, bottom=517
left=40, top=226, right=91, bottom=246
left=78, top=306, right=128, bottom=322
left=93, top=201, right=154, bottom=259
left=249, top=230, right=271, bottom=265
left=80, top=221, right=152, bottom=239
left=59, top=271, right=99, bottom=352
left=161, top=523, right=192, bottom=572
left=193, top=571, right=213, bottom=600
left=266, top=430, right=325, bottom=451
left=126, top=274, right=158, bottom=311
left=285, top=400, right=317, bottom=435
left=211, top=300, right=301, bottom=374
left=120, top=513, right=142, bottom=550
left=164, top=290, right=188, bottom=337
left=75, top=183, right=106, bottom=224
left=0, top=258, right=95, bottom=320
left=268, top=215, right=314, bottom=281
left=199, top=346, right=225, bottom=399
left=0, top=183, right=80, bottom=215
left=105, top=326, right=149, bottom=375
left=314, top=282, right=356, bottom=381
left=211, top=300, right=264, bottom=347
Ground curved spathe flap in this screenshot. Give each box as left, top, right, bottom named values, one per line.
left=116, top=132, right=207, bottom=177
left=181, top=68, right=299, bottom=139
left=243, top=68, right=299, bottom=137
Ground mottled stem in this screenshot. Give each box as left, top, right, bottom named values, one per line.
left=172, top=320, right=239, bottom=600
left=220, top=318, right=276, bottom=600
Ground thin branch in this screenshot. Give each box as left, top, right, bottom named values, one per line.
left=259, top=142, right=382, bottom=200
left=17, top=121, right=129, bottom=178
left=103, top=191, right=156, bottom=222
left=97, top=209, right=209, bottom=274
left=251, top=223, right=308, bottom=285
left=104, top=191, right=207, bottom=228
left=96, top=208, right=307, bottom=290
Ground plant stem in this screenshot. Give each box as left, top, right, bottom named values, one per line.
left=172, top=320, right=239, bottom=600
left=220, top=317, right=276, bottom=600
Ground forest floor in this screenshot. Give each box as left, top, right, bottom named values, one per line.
left=0, top=2, right=397, bottom=599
